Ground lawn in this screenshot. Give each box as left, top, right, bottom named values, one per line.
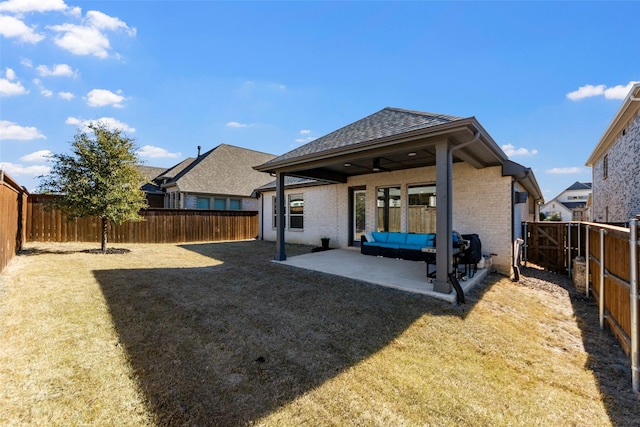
left=0, top=240, right=637, bottom=426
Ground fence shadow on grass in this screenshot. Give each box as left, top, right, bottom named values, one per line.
left=95, top=240, right=496, bottom=425
left=517, top=266, right=639, bottom=424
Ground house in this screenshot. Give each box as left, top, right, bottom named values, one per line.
left=586, top=82, right=640, bottom=223
left=141, top=144, right=276, bottom=210
left=254, top=107, right=543, bottom=295
left=539, top=182, right=591, bottom=221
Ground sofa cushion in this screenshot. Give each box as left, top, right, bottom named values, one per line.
left=386, top=232, right=406, bottom=244
left=371, top=231, right=388, bottom=242
left=405, top=233, right=428, bottom=247
left=426, top=233, right=435, bottom=246
left=376, top=242, right=402, bottom=249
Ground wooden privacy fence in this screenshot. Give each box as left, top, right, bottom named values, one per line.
left=522, top=222, right=586, bottom=275
left=27, top=195, right=259, bottom=244
left=0, top=172, right=28, bottom=273
left=523, top=221, right=639, bottom=392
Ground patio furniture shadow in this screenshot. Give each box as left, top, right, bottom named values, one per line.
left=94, top=241, right=495, bottom=425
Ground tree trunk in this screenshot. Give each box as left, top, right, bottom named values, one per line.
left=101, top=217, right=108, bottom=252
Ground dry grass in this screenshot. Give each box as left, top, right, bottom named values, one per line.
left=0, top=241, right=637, bottom=426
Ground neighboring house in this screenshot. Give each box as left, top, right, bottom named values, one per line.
left=254, top=107, right=543, bottom=295
left=141, top=144, right=276, bottom=210
left=138, top=165, right=173, bottom=208
left=539, top=182, right=592, bottom=221
left=586, top=82, right=640, bottom=223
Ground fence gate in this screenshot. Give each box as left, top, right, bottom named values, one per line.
left=523, top=222, right=584, bottom=275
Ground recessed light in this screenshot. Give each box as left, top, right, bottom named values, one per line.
left=408, top=152, right=417, bottom=157
left=344, top=163, right=351, bottom=167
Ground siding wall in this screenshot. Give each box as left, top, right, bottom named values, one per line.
left=260, top=162, right=523, bottom=274
left=592, top=109, right=640, bottom=222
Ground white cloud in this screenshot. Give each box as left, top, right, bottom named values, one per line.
left=501, top=144, right=538, bottom=157
left=546, top=167, right=584, bottom=174
left=0, top=162, right=51, bottom=177
left=226, top=121, right=252, bottom=128
left=47, top=10, right=135, bottom=58
left=0, top=0, right=68, bottom=13
left=20, top=150, right=53, bottom=163
left=49, top=23, right=111, bottom=58
left=0, top=120, right=46, bottom=140
left=300, top=129, right=311, bottom=134
left=40, top=88, right=52, bottom=97
left=86, top=88, right=125, bottom=107
left=603, top=82, right=639, bottom=100
left=20, top=58, right=32, bottom=67
left=0, top=74, right=27, bottom=97
left=6, top=68, right=16, bottom=80
left=66, top=116, right=135, bottom=133
left=58, top=91, right=74, bottom=100
left=36, top=63, right=76, bottom=77
left=0, top=14, right=45, bottom=43
left=567, top=81, right=639, bottom=101
left=86, top=10, right=136, bottom=36
left=137, top=145, right=181, bottom=159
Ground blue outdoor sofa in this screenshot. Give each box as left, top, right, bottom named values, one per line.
left=360, top=231, right=438, bottom=261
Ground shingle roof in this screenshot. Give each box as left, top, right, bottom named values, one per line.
left=165, top=144, right=276, bottom=196
left=158, top=158, right=196, bottom=180
left=565, top=181, right=592, bottom=191
left=261, top=107, right=463, bottom=165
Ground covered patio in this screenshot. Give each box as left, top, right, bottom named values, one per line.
left=255, top=107, right=542, bottom=298
left=276, top=248, right=489, bottom=303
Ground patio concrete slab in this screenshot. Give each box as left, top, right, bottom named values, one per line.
left=275, top=248, right=488, bottom=303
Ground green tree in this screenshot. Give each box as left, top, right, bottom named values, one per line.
left=39, top=123, right=148, bottom=252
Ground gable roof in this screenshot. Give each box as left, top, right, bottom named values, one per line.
left=261, top=107, right=464, bottom=166
left=586, top=82, right=640, bottom=166
left=163, top=144, right=276, bottom=197
left=564, top=181, right=592, bottom=192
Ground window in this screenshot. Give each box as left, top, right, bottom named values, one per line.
left=229, top=199, right=241, bottom=210
left=377, top=187, right=401, bottom=232
left=196, top=197, right=210, bottom=209
left=214, top=198, right=226, bottom=210
left=408, top=184, right=436, bottom=233
left=603, top=154, right=608, bottom=179
left=288, top=194, right=304, bottom=229
left=272, top=196, right=286, bottom=228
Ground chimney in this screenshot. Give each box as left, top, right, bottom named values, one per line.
left=197, top=146, right=201, bottom=156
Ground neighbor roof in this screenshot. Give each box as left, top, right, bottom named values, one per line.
left=564, top=181, right=592, bottom=192
left=163, top=144, right=276, bottom=196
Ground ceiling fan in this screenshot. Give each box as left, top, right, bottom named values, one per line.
left=372, top=157, right=389, bottom=172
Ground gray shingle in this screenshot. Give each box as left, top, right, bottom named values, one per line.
left=262, top=107, right=463, bottom=165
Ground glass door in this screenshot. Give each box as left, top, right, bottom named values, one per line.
left=353, top=189, right=366, bottom=243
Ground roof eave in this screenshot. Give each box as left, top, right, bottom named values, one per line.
left=254, top=117, right=504, bottom=173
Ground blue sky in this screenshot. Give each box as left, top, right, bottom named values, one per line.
left=1, top=0, right=638, bottom=199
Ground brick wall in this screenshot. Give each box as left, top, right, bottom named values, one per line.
left=592, top=109, right=640, bottom=222
left=260, top=162, right=520, bottom=274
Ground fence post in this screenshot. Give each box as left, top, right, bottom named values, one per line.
left=523, top=222, right=528, bottom=264
left=567, top=223, right=572, bottom=278
left=585, top=225, right=590, bottom=297
left=629, top=218, right=638, bottom=393
left=599, top=228, right=606, bottom=330
left=577, top=222, right=582, bottom=259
